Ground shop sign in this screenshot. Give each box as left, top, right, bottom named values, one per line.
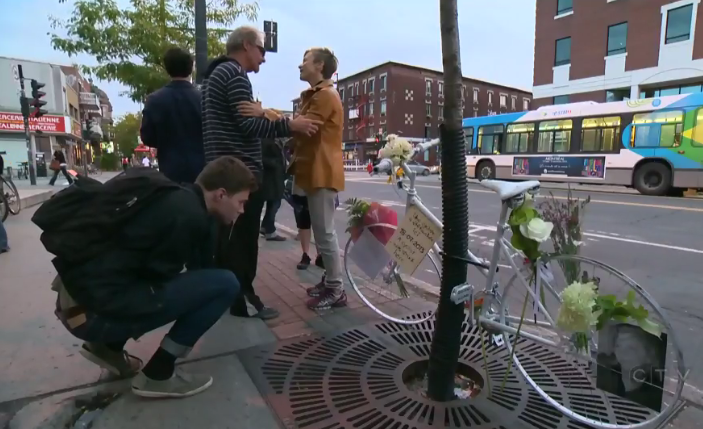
left=0, top=112, right=67, bottom=133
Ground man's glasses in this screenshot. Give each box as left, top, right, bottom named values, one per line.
left=256, top=45, right=266, bottom=56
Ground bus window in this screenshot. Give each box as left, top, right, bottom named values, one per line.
left=478, top=124, right=504, bottom=154
left=692, top=108, right=703, bottom=147
left=463, top=127, right=475, bottom=155
left=632, top=110, right=683, bottom=147
left=537, top=120, right=572, bottom=153
left=505, top=123, right=534, bottom=153
left=581, top=116, right=620, bottom=152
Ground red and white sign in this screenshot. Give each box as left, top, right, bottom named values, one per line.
left=0, top=112, right=67, bottom=133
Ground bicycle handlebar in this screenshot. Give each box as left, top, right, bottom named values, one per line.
left=372, top=138, right=441, bottom=174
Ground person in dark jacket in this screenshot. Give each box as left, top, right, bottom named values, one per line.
left=259, top=137, right=287, bottom=241
left=201, top=26, right=322, bottom=321
left=140, top=47, right=204, bottom=184
left=48, top=149, right=74, bottom=186
left=57, top=156, right=255, bottom=399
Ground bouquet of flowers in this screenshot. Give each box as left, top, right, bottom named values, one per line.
left=378, top=134, right=413, bottom=166
left=345, top=198, right=398, bottom=245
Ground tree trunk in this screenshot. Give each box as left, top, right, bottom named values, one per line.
left=426, top=0, right=470, bottom=402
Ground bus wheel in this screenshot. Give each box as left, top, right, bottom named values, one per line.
left=633, top=162, right=671, bottom=196
left=476, top=161, right=495, bottom=181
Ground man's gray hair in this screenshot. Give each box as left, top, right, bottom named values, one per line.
left=226, top=26, right=262, bottom=54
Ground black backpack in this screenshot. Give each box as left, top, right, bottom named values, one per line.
left=32, top=167, right=182, bottom=265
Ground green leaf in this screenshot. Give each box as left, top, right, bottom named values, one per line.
left=508, top=205, right=537, bottom=227
left=51, top=0, right=259, bottom=102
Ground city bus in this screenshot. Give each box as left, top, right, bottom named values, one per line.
left=463, top=94, right=703, bottom=196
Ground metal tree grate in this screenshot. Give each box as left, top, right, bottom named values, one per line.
left=239, top=312, right=664, bottom=429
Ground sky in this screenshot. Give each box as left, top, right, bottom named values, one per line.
left=0, top=0, right=536, bottom=120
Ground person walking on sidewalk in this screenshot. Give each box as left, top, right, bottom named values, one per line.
left=53, top=156, right=255, bottom=398
left=259, top=136, right=287, bottom=241
left=140, top=47, right=205, bottom=184
left=48, top=149, right=74, bottom=186
left=201, top=26, right=322, bottom=320
left=290, top=47, right=346, bottom=310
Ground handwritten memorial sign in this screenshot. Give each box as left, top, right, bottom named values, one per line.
left=385, top=206, right=442, bottom=275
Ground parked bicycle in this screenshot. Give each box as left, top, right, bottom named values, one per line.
left=0, top=152, right=20, bottom=215
left=343, top=139, right=684, bottom=429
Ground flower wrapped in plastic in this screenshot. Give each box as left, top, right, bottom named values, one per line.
left=378, top=134, right=413, bottom=166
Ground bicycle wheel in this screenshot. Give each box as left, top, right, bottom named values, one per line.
left=1, top=176, right=20, bottom=215
left=343, top=223, right=440, bottom=324
left=0, top=193, right=8, bottom=222
left=496, top=254, right=684, bottom=429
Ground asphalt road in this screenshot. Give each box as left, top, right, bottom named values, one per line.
left=273, top=172, right=703, bottom=390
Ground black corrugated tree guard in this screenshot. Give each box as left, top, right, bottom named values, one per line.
left=426, top=0, right=470, bottom=401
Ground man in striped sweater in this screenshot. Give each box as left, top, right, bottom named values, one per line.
left=202, top=26, right=321, bottom=320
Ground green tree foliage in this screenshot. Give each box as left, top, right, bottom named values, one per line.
left=50, top=0, right=259, bottom=102
left=113, top=113, right=142, bottom=157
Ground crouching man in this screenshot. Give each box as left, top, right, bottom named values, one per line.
left=53, top=156, right=256, bottom=398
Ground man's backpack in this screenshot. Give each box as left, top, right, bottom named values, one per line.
left=32, top=167, right=182, bottom=266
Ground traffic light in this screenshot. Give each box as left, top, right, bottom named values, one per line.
left=83, top=120, right=93, bottom=140
left=30, top=80, right=47, bottom=118
left=263, top=20, right=278, bottom=53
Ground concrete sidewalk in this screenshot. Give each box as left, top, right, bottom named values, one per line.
left=2, top=209, right=700, bottom=428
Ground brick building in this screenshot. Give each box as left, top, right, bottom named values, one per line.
left=292, top=61, right=531, bottom=165
left=533, top=0, right=703, bottom=108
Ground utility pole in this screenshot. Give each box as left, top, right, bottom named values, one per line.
left=194, top=0, right=208, bottom=85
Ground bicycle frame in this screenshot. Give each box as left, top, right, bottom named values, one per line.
left=393, top=150, right=559, bottom=348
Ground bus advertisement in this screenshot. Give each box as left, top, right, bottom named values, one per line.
left=463, top=94, right=703, bottom=196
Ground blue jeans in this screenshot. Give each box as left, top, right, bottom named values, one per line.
left=261, top=199, right=281, bottom=235
left=0, top=220, right=8, bottom=250
left=65, top=269, right=240, bottom=357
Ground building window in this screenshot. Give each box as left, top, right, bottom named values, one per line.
left=506, top=123, right=534, bottom=153
left=557, top=0, right=572, bottom=15
left=488, top=91, right=493, bottom=105
left=425, top=103, right=432, bottom=117
left=473, top=108, right=479, bottom=117
left=380, top=74, right=387, bottom=91
left=511, top=96, right=517, bottom=110
left=380, top=100, right=387, bottom=116
left=363, top=80, right=367, bottom=94
left=368, top=102, right=374, bottom=116
left=606, top=89, right=630, bottom=102
left=553, top=94, right=570, bottom=105
left=438, top=106, right=444, bottom=121
left=581, top=116, right=621, bottom=152
left=473, top=88, right=479, bottom=104
left=523, top=98, right=530, bottom=110
left=499, top=94, right=507, bottom=108
left=348, top=85, right=354, bottom=97
left=607, top=22, right=628, bottom=55
left=425, top=79, right=432, bottom=95
left=354, top=82, right=359, bottom=96
left=293, top=103, right=298, bottom=112
left=666, top=4, right=694, bottom=44
left=555, top=37, right=571, bottom=66
left=438, top=81, right=444, bottom=97
left=368, top=78, right=375, bottom=94
left=339, top=88, right=345, bottom=101
left=538, top=120, right=573, bottom=153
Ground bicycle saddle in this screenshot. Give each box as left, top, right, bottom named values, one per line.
left=480, top=179, right=540, bottom=200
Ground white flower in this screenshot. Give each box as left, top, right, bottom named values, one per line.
left=556, top=281, right=599, bottom=333
left=519, top=218, right=554, bottom=243
left=380, top=134, right=413, bottom=165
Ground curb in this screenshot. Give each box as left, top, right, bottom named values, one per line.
left=19, top=190, right=55, bottom=210
left=4, top=382, right=127, bottom=429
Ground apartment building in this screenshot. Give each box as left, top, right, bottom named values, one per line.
left=292, top=61, right=532, bottom=165
left=533, top=0, right=703, bottom=107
